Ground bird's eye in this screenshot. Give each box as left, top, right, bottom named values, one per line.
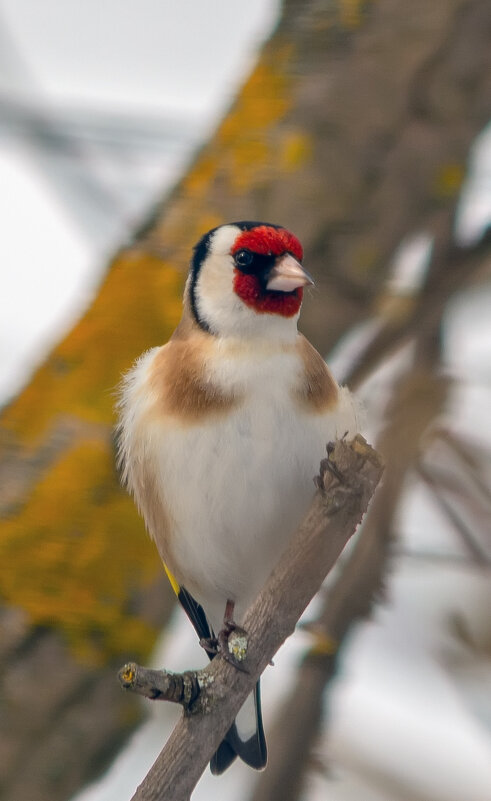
left=234, top=250, right=254, bottom=268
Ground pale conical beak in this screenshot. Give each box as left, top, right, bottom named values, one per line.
left=266, top=254, right=315, bottom=292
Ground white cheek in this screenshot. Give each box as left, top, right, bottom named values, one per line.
left=196, top=253, right=240, bottom=332
left=197, top=265, right=300, bottom=342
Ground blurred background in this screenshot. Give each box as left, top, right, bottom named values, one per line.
left=0, top=2, right=490, bottom=800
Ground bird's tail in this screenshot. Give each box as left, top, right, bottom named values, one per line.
left=210, top=680, right=267, bottom=774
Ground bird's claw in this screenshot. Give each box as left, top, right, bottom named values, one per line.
left=200, top=622, right=249, bottom=672
left=324, top=441, right=345, bottom=483
left=219, top=624, right=249, bottom=673
left=199, top=599, right=249, bottom=671
left=199, top=636, right=219, bottom=656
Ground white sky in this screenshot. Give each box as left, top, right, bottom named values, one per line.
left=0, top=0, right=281, bottom=405
left=0, top=0, right=280, bottom=118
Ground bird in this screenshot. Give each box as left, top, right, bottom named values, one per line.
left=117, top=221, right=360, bottom=774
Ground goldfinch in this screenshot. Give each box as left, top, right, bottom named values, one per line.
left=117, top=221, right=360, bottom=774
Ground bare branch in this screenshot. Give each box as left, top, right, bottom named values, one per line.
left=416, top=461, right=491, bottom=565
left=118, top=436, right=383, bottom=801
left=343, top=226, right=491, bottom=390
left=118, top=663, right=201, bottom=708
left=428, top=426, right=491, bottom=509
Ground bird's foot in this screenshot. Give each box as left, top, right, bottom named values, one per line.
left=199, top=599, right=249, bottom=672
left=218, top=621, right=249, bottom=672
left=324, top=441, right=346, bottom=483
left=221, top=599, right=249, bottom=672
left=199, top=636, right=219, bottom=656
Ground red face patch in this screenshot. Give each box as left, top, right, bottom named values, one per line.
left=233, top=272, right=303, bottom=316
left=231, top=225, right=303, bottom=261
left=231, top=225, right=304, bottom=317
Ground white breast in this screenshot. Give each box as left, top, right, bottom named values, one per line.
left=119, top=342, right=358, bottom=633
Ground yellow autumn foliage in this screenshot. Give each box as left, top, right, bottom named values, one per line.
left=0, top=250, right=183, bottom=663
left=0, top=439, right=160, bottom=663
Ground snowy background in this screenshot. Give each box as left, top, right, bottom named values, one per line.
left=1, top=2, right=490, bottom=800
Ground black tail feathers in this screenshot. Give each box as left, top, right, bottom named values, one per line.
left=210, top=680, right=267, bottom=775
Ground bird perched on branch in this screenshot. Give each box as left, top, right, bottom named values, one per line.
left=117, top=221, right=360, bottom=774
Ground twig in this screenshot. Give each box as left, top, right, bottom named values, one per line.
left=416, top=461, right=490, bottom=565
left=118, top=663, right=201, bottom=707
left=118, top=436, right=383, bottom=801
left=343, top=226, right=491, bottom=389
left=390, top=544, right=491, bottom=568
left=428, top=426, right=491, bottom=508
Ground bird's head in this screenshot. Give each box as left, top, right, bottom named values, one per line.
left=186, top=221, right=314, bottom=341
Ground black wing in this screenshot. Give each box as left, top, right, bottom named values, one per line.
left=177, top=585, right=213, bottom=646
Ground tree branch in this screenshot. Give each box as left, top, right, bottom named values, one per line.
left=118, top=435, right=383, bottom=801
left=118, top=663, right=202, bottom=708
left=251, top=366, right=449, bottom=801
left=343, top=225, right=491, bottom=390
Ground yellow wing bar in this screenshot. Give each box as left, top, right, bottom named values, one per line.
left=164, top=563, right=180, bottom=596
